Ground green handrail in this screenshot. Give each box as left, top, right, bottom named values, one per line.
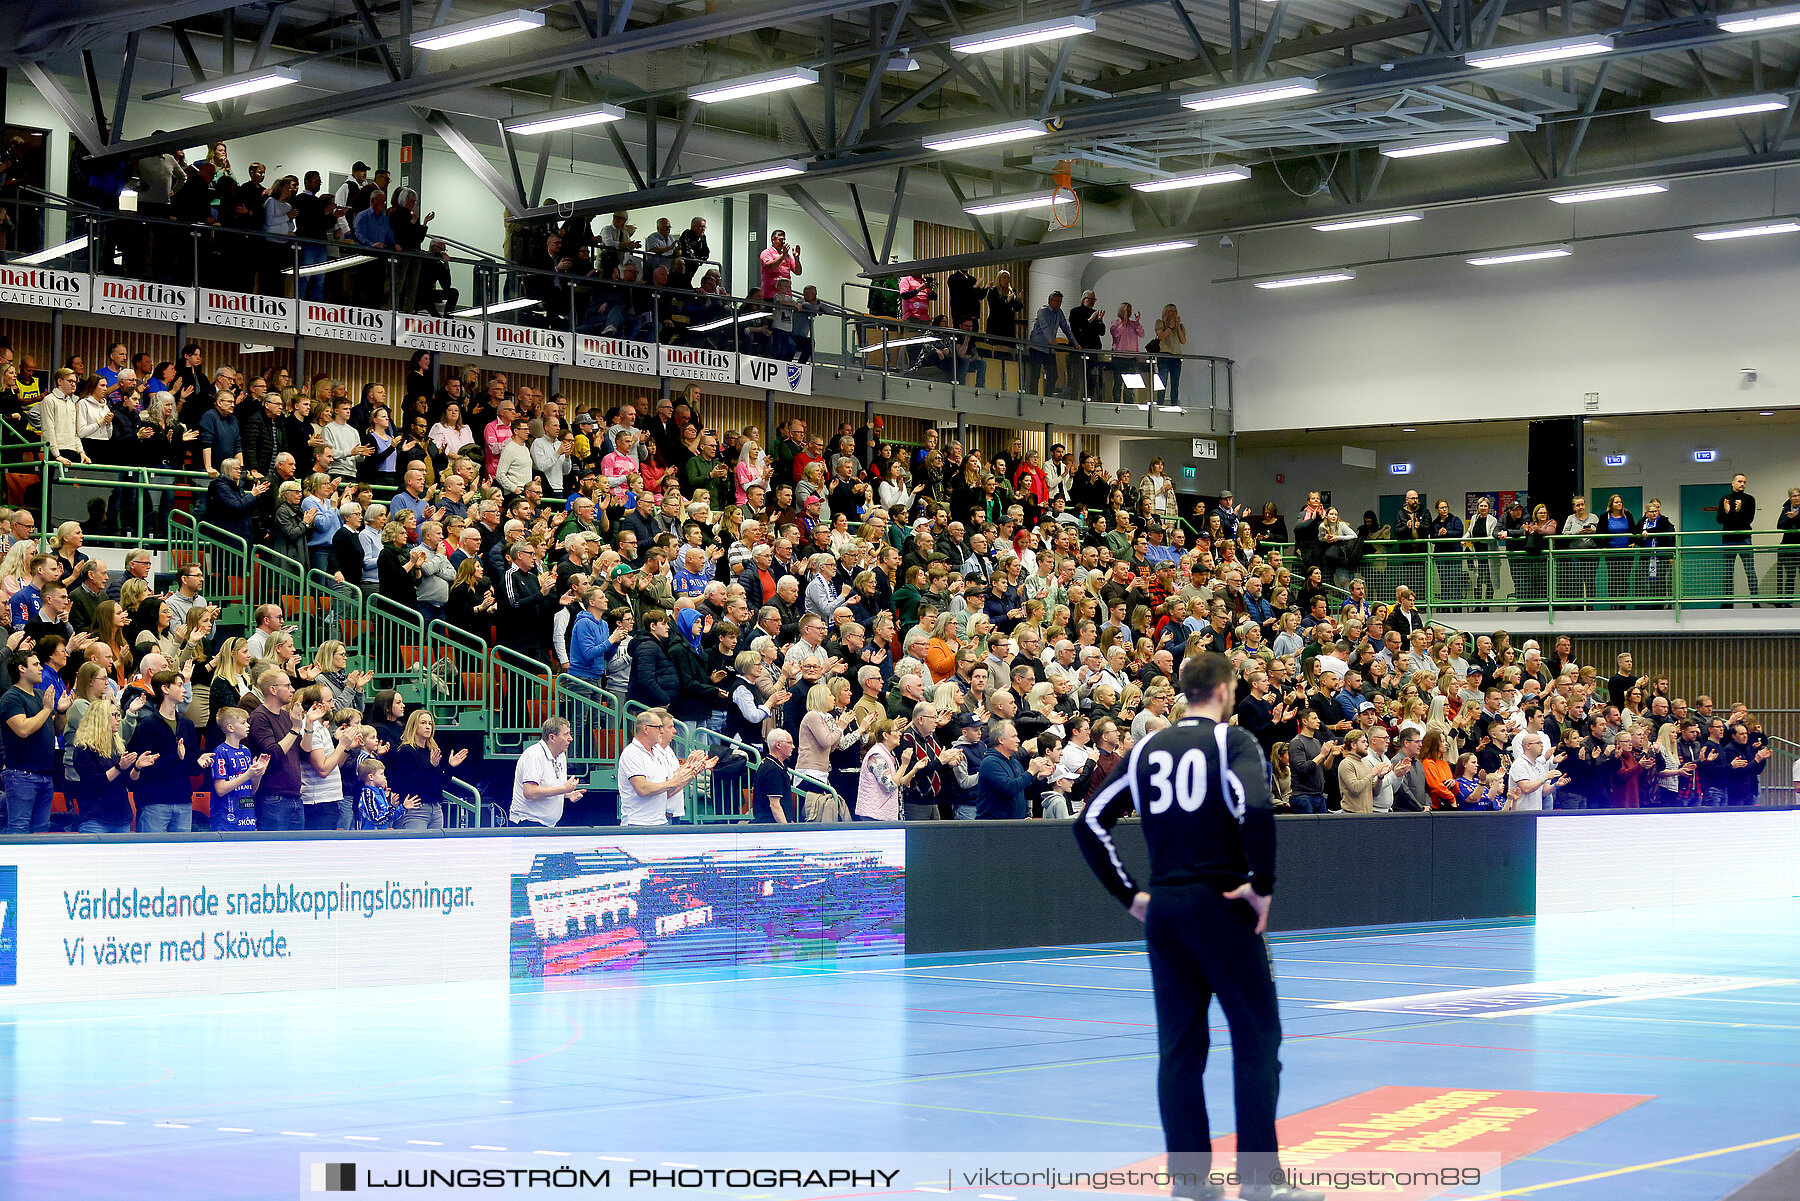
left=443, top=775, right=488, bottom=828
left=491, top=644, right=559, bottom=760
left=425, top=619, right=493, bottom=730
left=365, top=592, right=429, bottom=700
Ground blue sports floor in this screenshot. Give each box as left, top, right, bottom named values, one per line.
left=1, top=899, right=1796, bottom=1201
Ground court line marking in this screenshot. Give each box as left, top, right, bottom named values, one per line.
left=1463, top=1130, right=1800, bottom=1200
left=344, top=1135, right=379, bottom=1141
left=219, top=1127, right=254, bottom=1133
left=472, top=1145, right=508, bottom=1151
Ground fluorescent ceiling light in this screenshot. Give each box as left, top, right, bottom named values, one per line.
left=694, top=159, right=807, bottom=188
left=284, top=254, right=373, bottom=276
left=1094, top=239, right=1198, bottom=258
left=1466, top=34, right=1613, bottom=70
left=1467, top=244, right=1572, bottom=265
left=1254, top=270, right=1355, bottom=289
left=1652, top=94, right=1788, bottom=123
left=181, top=67, right=300, bottom=105
left=504, top=102, right=626, bottom=135
left=16, top=235, right=87, bottom=265
left=411, top=8, right=544, bottom=51
left=1182, top=78, right=1319, bottom=113
left=1693, top=221, right=1800, bottom=241
left=862, top=336, right=937, bottom=351
left=1312, top=212, right=1422, bottom=231
left=692, top=311, right=773, bottom=333
left=1131, top=165, right=1251, bottom=193
left=922, top=120, right=1045, bottom=152
left=1718, top=5, right=1800, bottom=33
left=453, top=297, right=542, bottom=317
left=1549, top=182, right=1667, bottom=204
left=962, top=192, right=1056, bottom=216
left=1118, top=373, right=1166, bottom=390
left=1158, top=404, right=1186, bottom=413
left=949, top=16, right=1097, bottom=55
left=1381, top=135, right=1507, bottom=158
left=688, top=67, right=819, bottom=104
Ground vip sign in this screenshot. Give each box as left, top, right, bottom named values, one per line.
left=199, top=288, right=297, bottom=334
left=740, top=354, right=813, bottom=396
left=0, top=265, right=90, bottom=311
left=396, top=314, right=482, bottom=356
left=487, top=323, right=573, bottom=364
left=659, top=344, right=735, bottom=383
left=576, top=334, right=656, bottom=376
left=300, top=302, right=393, bottom=346
left=89, top=276, right=195, bottom=322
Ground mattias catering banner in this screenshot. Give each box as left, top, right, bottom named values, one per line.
left=0, top=265, right=92, bottom=311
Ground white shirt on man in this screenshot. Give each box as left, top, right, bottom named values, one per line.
left=510, top=739, right=572, bottom=826
left=1366, top=750, right=1395, bottom=812
left=618, top=738, right=683, bottom=826
left=1508, top=750, right=1553, bottom=811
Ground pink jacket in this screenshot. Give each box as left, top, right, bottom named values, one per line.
left=1110, top=316, right=1144, bottom=352
left=599, top=451, right=637, bottom=503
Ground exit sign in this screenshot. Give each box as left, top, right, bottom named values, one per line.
left=1182, top=465, right=1197, bottom=479
left=1602, top=454, right=1627, bottom=467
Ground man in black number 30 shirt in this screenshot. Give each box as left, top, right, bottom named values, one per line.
left=1075, top=652, right=1318, bottom=1201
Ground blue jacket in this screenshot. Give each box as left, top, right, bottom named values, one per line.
left=568, top=610, right=613, bottom=680
left=977, top=750, right=1030, bottom=820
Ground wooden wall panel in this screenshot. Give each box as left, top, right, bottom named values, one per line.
left=909, top=222, right=1031, bottom=322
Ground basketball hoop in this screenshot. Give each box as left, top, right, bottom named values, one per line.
left=1050, top=158, right=1080, bottom=228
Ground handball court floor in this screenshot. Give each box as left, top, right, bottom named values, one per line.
left=2, top=898, right=1797, bottom=1201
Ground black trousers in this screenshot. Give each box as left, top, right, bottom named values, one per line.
left=1146, top=883, right=1285, bottom=1196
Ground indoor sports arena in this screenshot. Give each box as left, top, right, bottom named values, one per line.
left=0, top=3, right=1798, bottom=1199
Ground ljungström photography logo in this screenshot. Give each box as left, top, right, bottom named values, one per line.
left=311, top=1162, right=356, bottom=1191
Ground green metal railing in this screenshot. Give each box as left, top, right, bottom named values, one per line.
left=444, top=775, right=493, bottom=828
left=365, top=592, right=429, bottom=701
left=615, top=698, right=777, bottom=824
left=425, top=619, right=494, bottom=731
left=1274, top=531, right=1796, bottom=625
left=491, top=644, right=557, bottom=760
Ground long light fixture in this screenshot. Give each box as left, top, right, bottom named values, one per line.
left=1254, top=270, right=1355, bottom=289
left=694, top=159, right=807, bottom=188
left=1718, top=4, right=1800, bottom=33
left=962, top=192, right=1056, bottom=216
left=1652, top=94, right=1788, bottom=123
left=692, top=311, right=773, bottom=333
left=1467, top=244, right=1572, bottom=265
left=1549, top=182, right=1667, bottom=204
left=504, top=102, right=626, bottom=135
left=1119, top=372, right=1166, bottom=390
left=284, top=255, right=373, bottom=277
left=1381, top=135, right=1507, bottom=159
left=1094, top=239, right=1198, bottom=258
left=411, top=8, right=544, bottom=50
left=949, top=15, right=1097, bottom=54
left=1182, top=77, right=1319, bottom=113
left=1466, top=34, right=1613, bottom=70
left=922, top=120, right=1045, bottom=152
left=862, top=336, right=938, bottom=352
left=181, top=66, right=300, bottom=105
left=1312, top=212, right=1422, bottom=231
left=453, top=297, right=542, bottom=318
left=689, top=67, right=819, bottom=104
left=1131, top=165, right=1251, bottom=193
left=16, top=235, right=88, bottom=265
left=1693, top=221, right=1800, bottom=241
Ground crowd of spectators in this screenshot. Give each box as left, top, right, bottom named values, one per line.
left=0, top=323, right=1785, bottom=833
left=70, top=146, right=1210, bottom=392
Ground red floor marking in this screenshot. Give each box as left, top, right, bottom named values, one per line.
left=1086, top=1087, right=1652, bottom=1200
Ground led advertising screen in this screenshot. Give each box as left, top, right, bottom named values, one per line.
left=0, top=830, right=905, bottom=1005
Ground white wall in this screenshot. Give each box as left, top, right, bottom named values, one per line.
left=1088, top=165, right=1800, bottom=433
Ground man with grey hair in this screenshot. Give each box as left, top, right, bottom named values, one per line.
left=509, top=716, right=585, bottom=827
left=619, top=707, right=713, bottom=826
left=804, top=552, right=851, bottom=622
left=887, top=670, right=926, bottom=720
left=753, top=729, right=796, bottom=824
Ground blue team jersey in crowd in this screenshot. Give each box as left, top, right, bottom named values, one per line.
left=210, top=742, right=258, bottom=831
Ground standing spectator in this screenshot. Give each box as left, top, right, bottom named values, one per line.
left=1068, top=289, right=1105, bottom=398
left=759, top=229, right=802, bottom=297
left=1560, top=496, right=1600, bottom=609
left=1716, top=473, right=1759, bottom=605
left=2, top=651, right=64, bottom=832
left=125, top=669, right=201, bottom=831
left=673, top=217, right=709, bottom=288
left=249, top=669, right=313, bottom=831
left=856, top=717, right=921, bottom=822
left=1776, top=487, right=1800, bottom=600
left=983, top=271, right=1023, bottom=384
left=1154, top=303, right=1187, bottom=407
left=70, top=699, right=142, bottom=833
left=615, top=708, right=705, bottom=826
left=392, top=710, right=467, bottom=831
left=1025, top=290, right=1074, bottom=396
left=752, top=728, right=795, bottom=823
left=1108, top=302, right=1145, bottom=402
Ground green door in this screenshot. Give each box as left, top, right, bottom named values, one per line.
left=1680, top=482, right=1729, bottom=609
left=1589, top=486, right=1642, bottom=601
left=1378, top=492, right=1425, bottom=532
